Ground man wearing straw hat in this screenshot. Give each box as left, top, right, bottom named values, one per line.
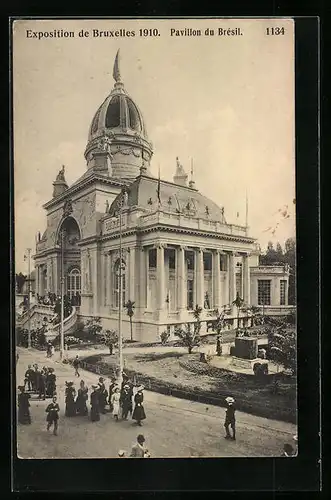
left=224, top=396, right=236, bottom=440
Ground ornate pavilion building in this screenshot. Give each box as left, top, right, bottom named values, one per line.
left=32, top=51, right=290, bottom=342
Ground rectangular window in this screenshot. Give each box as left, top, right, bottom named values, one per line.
left=257, top=280, right=271, bottom=305
left=186, top=251, right=195, bottom=270
left=168, top=249, right=176, bottom=269
left=203, top=253, right=212, bottom=271
left=149, top=248, right=156, bottom=268
left=187, top=279, right=194, bottom=310
left=280, top=280, right=286, bottom=305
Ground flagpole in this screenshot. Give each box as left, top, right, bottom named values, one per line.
left=245, top=190, right=248, bottom=236
left=26, top=248, right=32, bottom=349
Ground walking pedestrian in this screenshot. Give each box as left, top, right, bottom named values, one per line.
left=132, top=386, right=146, bottom=426
left=98, top=377, right=108, bottom=414
left=38, top=368, right=47, bottom=400
left=24, top=365, right=34, bottom=392
left=120, top=384, right=133, bottom=420
left=73, top=356, right=80, bottom=377
left=32, top=364, right=40, bottom=393
left=111, top=387, right=121, bottom=421
left=90, top=385, right=100, bottom=422
left=46, top=368, right=56, bottom=398
left=216, top=336, right=222, bottom=356
left=108, top=378, right=116, bottom=411
left=224, top=396, right=236, bottom=440
left=46, top=396, right=60, bottom=435
left=76, top=380, right=88, bottom=416
left=17, top=386, right=31, bottom=424
left=130, top=434, right=150, bottom=458
left=65, top=381, right=76, bottom=417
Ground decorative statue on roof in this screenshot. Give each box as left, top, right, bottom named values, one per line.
left=97, top=135, right=112, bottom=154
left=56, top=165, right=66, bottom=181
left=176, top=157, right=186, bottom=176
left=122, top=188, right=129, bottom=206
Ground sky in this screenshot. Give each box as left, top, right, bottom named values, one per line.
left=13, top=18, right=295, bottom=273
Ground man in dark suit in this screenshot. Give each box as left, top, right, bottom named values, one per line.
left=224, top=396, right=236, bottom=440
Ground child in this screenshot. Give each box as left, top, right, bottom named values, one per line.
left=46, top=395, right=60, bottom=435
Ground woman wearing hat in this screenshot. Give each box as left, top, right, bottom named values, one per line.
left=65, top=381, right=76, bottom=417
left=132, top=386, right=146, bottom=426
left=111, top=386, right=121, bottom=421
left=224, top=396, right=236, bottom=440
left=90, top=385, right=100, bottom=422
left=120, top=384, right=133, bottom=420
left=76, top=380, right=89, bottom=416
left=17, top=386, right=31, bottom=425
left=98, top=377, right=108, bottom=414
left=46, top=367, right=56, bottom=398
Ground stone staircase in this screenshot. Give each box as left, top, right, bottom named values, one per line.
left=16, top=302, right=78, bottom=340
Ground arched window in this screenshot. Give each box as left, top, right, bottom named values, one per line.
left=113, top=259, right=126, bottom=308
left=67, top=268, right=81, bottom=300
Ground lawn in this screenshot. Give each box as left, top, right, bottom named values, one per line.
left=81, top=350, right=297, bottom=423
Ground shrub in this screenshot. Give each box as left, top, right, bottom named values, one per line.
left=160, top=330, right=170, bottom=345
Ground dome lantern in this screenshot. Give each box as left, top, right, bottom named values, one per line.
left=84, top=50, right=153, bottom=180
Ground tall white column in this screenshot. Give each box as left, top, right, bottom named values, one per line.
left=139, top=246, right=146, bottom=311
left=91, top=248, right=98, bottom=314
left=229, top=252, right=237, bottom=303
left=213, top=250, right=221, bottom=309
left=156, top=244, right=165, bottom=313
left=129, top=247, right=137, bottom=302
left=243, top=253, right=250, bottom=304
left=177, top=245, right=186, bottom=311
left=196, top=248, right=204, bottom=308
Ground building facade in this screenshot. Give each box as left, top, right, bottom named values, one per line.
left=33, top=51, right=290, bottom=342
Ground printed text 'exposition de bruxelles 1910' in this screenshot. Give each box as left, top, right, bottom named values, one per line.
left=25, top=27, right=244, bottom=40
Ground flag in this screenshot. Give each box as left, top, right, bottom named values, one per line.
left=236, top=212, right=239, bottom=218
left=157, top=165, right=161, bottom=205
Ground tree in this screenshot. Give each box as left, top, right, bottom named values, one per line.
left=174, top=304, right=202, bottom=354
left=102, top=329, right=118, bottom=355
left=15, top=273, right=27, bottom=294
left=232, top=292, right=245, bottom=329
left=85, top=317, right=103, bottom=337
left=284, top=237, right=296, bottom=305
left=124, top=300, right=135, bottom=341
left=269, top=328, right=296, bottom=375
left=213, top=309, right=225, bottom=354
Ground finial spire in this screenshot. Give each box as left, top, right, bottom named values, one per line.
left=113, top=49, right=121, bottom=83
left=189, top=158, right=196, bottom=189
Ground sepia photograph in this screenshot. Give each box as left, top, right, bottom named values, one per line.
left=13, top=18, right=297, bottom=459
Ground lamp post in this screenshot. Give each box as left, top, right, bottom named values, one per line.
left=60, top=229, right=65, bottom=361
left=26, top=248, right=32, bottom=349
left=111, top=195, right=125, bottom=385
left=118, top=205, right=123, bottom=383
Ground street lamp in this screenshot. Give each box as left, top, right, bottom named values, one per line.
left=111, top=194, right=125, bottom=385
left=60, top=229, right=65, bottom=361
left=26, top=248, right=32, bottom=349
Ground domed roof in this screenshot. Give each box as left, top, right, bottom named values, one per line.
left=87, top=51, right=148, bottom=142
left=84, top=50, right=153, bottom=180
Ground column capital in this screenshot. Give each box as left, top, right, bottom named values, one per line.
left=196, top=247, right=206, bottom=253
left=154, top=242, right=167, bottom=250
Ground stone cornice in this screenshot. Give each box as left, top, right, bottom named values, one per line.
left=43, top=173, right=125, bottom=210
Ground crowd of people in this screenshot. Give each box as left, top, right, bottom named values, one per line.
left=17, top=364, right=57, bottom=425
left=17, top=354, right=296, bottom=458
left=36, top=291, right=81, bottom=307
left=64, top=364, right=147, bottom=426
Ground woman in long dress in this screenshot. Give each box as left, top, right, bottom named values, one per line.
left=65, top=381, right=76, bottom=417
left=46, top=368, right=56, bottom=398
left=17, top=386, right=31, bottom=424
left=132, top=386, right=146, bottom=426
left=76, top=380, right=88, bottom=416
left=111, top=387, right=121, bottom=421
left=90, top=385, right=100, bottom=422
